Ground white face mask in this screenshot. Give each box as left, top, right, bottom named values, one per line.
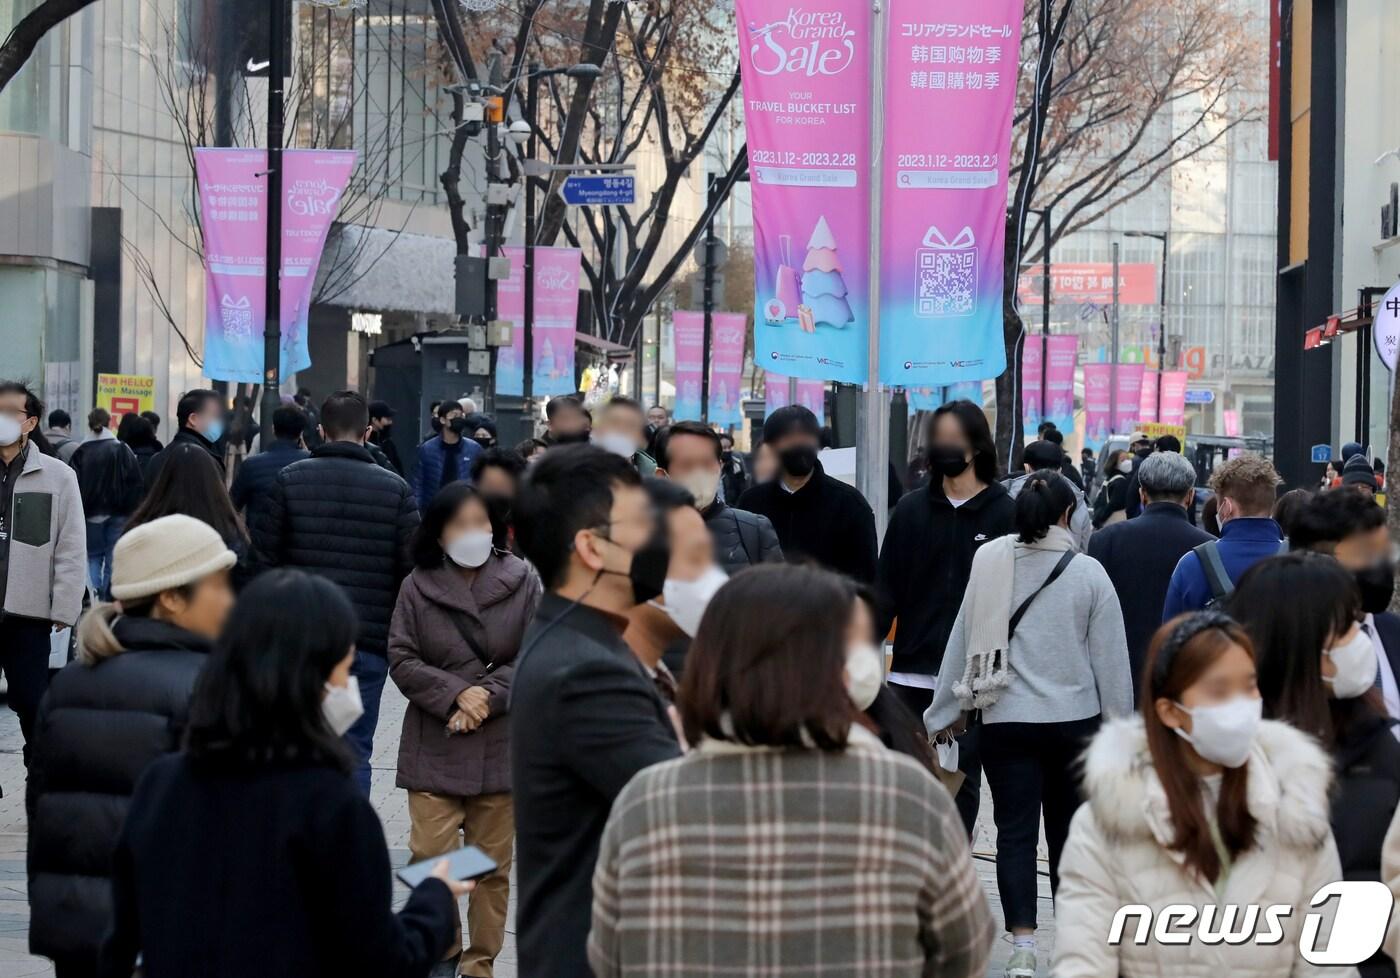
left=0, top=414, right=23, bottom=448
left=1173, top=695, right=1262, bottom=768
left=650, top=565, right=728, bottom=637
left=675, top=468, right=721, bottom=510
left=322, top=675, right=364, bottom=737
left=1117, top=458, right=1133, bottom=475
left=595, top=431, right=637, bottom=459
left=844, top=641, right=884, bottom=712
left=1324, top=629, right=1376, bottom=699
left=445, top=529, right=494, bottom=569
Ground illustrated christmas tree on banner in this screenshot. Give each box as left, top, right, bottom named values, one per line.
left=799, top=216, right=854, bottom=333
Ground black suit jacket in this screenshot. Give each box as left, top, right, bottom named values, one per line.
left=737, top=461, right=878, bottom=583
left=1087, top=501, right=1214, bottom=692
left=510, top=593, right=681, bottom=978
left=1372, top=613, right=1400, bottom=705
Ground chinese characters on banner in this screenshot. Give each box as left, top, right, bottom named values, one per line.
left=494, top=246, right=583, bottom=397
left=765, top=372, right=827, bottom=424
left=673, top=312, right=706, bottom=420
left=737, top=0, right=872, bottom=384
left=879, top=3, right=1022, bottom=387
left=1082, top=364, right=1112, bottom=450
left=1019, top=335, right=1077, bottom=437
left=1115, top=364, right=1145, bottom=433
left=709, top=313, right=749, bottom=427
left=196, top=148, right=356, bottom=383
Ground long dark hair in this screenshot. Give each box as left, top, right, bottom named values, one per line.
left=185, top=570, right=356, bottom=770
left=413, top=481, right=505, bottom=567
left=1142, top=613, right=1258, bottom=883
left=1014, top=469, right=1076, bottom=543
left=928, top=399, right=999, bottom=484
left=1230, top=551, right=1379, bottom=749
left=678, top=563, right=856, bottom=749
left=116, top=411, right=160, bottom=449
left=126, top=443, right=247, bottom=544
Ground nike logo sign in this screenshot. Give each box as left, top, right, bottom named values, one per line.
left=974, top=533, right=988, bottom=541
left=247, top=58, right=271, bottom=72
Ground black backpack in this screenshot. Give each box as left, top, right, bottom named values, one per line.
left=1193, top=538, right=1289, bottom=608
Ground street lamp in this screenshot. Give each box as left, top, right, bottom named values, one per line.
left=1125, top=230, right=1170, bottom=420
left=520, top=62, right=602, bottom=428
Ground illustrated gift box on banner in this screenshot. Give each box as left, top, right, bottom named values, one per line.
left=916, top=225, right=977, bottom=318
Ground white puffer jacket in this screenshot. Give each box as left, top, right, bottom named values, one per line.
left=1052, top=715, right=1351, bottom=978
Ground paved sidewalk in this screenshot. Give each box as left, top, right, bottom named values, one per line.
left=0, top=681, right=1052, bottom=978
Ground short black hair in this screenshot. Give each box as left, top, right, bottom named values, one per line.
left=514, top=437, right=548, bottom=459
left=1042, top=428, right=1064, bottom=446
left=1014, top=470, right=1077, bottom=544
left=0, top=380, right=41, bottom=418
left=470, top=446, right=527, bottom=484
left=140, top=410, right=160, bottom=431
left=656, top=420, right=722, bottom=468
left=367, top=400, right=395, bottom=421
left=413, top=481, right=501, bottom=568
left=435, top=399, right=464, bottom=420
left=1022, top=440, right=1062, bottom=470
left=1290, top=488, right=1387, bottom=553
left=545, top=395, right=585, bottom=421
left=603, top=396, right=643, bottom=416
left=1038, top=421, right=1057, bottom=436
left=514, top=444, right=641, bottom=588
left=644, top=475, right=696, bottom=512
left=320, top=390, right=368, bottom=439
left=930, top=399, right=999, bottom=484
left=1155, top=434, right=1182, bottom=454
left=47, top=409, right=70, bottom=429
left=763, top=405, right=820, bottom=444
left=272, top=404, right=307, bottom=440
left=176, top=389, right=220, bottom=429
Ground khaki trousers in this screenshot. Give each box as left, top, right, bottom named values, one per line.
left=408, top=791, right=514, bottom=978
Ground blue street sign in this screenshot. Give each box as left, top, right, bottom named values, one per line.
left=1184, top=388, right=1215, bottom=405
left=560, top=174, right=636, bottom=206
left=1311, top=444, right=1332, bottom=463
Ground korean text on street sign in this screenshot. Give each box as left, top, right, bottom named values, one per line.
left=1312, top=444, right=1332, bottom=463
left=560, top=175, right=635, bottom=206
left=1184, top=388, right=1215, bottom=404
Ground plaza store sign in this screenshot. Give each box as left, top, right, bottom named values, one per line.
left=1376, top=281, right=1400, bottom=370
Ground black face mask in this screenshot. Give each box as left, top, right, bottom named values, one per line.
left=473, top=436, right=495, bottom=450
left=597, top=525, right=671, bottom=605
left=431, top=417, right=443, bottom=434
left=779, top=444, right=819, bottom=478
left=554, top=429, right=591, bottom=445
left=1356, top=562, right=1396, bottom=615
left=927, top=444, right=971, bottom=478
left=448, top=417, right=469, bottom=435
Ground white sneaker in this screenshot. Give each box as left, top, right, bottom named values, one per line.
left=1005, top=947, right=1036, bottom=978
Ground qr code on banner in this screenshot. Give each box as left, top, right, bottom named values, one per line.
left=220, top=295, right=253, bottom=341
left=916, top=249, right=976, bottom=317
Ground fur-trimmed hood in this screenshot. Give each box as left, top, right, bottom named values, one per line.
left=1081, top=715, right=1333, bottom=852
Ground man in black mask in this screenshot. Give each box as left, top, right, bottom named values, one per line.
left=1292, top=488, right=1400, bottom=736
left=544, top=395, right=591, bottom=446
left=411, top=400, right=483, bottom=512
left=737, top=405, right=877, bottom=583
left=509, top=445, right=681, bottom=976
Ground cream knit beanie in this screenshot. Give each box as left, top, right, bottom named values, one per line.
left=110, top=514, right=238, bottom=601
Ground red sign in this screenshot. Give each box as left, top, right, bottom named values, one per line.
left=1017, top=263, right=1158, bottom=305
left=1304, top=327, right=1324, bottom=351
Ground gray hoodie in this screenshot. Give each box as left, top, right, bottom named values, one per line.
left=1003, top=469, right=1093, bottom=551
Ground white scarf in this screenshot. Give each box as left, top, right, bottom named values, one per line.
left=954, top=524, right=1076, bottom=710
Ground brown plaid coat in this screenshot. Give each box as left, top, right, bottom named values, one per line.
left=588, top=728, right=994, bottom=977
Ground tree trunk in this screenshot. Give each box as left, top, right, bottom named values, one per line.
left=0, top=0, right=99, bottom=95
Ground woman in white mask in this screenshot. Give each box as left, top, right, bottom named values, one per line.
left=101, top=570, right=471, bottom=978
left=1233, top=551, right=1400, bottom=978
left=1054, top=610, right=1342, bottom=978
left=387, top=481, right=541, bottom=978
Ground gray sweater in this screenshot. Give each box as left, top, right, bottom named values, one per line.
left=925, top=543, right=1133, bottom=732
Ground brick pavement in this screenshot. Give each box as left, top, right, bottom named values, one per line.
left=0, top=681, right=1051, bottom=978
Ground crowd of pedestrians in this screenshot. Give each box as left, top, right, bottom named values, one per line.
left=7, top=376, right=1400, bottom=978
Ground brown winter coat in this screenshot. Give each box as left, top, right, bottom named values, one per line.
left=388, top=555, right=541, bottom=797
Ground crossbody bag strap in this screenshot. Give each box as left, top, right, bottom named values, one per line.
left=446, top=609, right=494, bottom=671
left=1007, top=550, right=1076, bottom=639
left=1193, top=540, right=1233, bottom=601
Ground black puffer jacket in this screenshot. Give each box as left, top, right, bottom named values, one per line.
left=71, top=436, right=144, bottom=518
left=250, top=441, right=419, bottom=654
left=26, top=612, right=211, bottom=966
left=701, top=501, right=783, bottom=575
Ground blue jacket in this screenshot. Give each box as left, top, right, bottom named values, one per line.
left=412, top=435, right=482, bottom=512
left=229, top=439, right=309, bottom=530
left=1162, top=516, right=1284, bottom=619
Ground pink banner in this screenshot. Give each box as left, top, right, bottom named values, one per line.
left=673, top=312, right=706, bottom=420
left=494, top=246, right=583, bottom=397
left=1159, top=370, right=1189, bottom=425
left=740, top=0, right=872, bottom=384
left=1115, top=363, right=1145, bottom=433
left=1223, top=409, right=1241, bottom=437
left=1021, top=335, right=1043, bottom=436
left=709, top=313, right=748, bottom=427
left=1017, top=263, right=1158, bottom=306
left=1139, top=369, right=1159, bottom=423
left=1083, top=363, right=1112, bottom=449
left=1045, top=334, right=1077, bottom=434
left=196, top=148, right=355, bottom=383
left=879, top=1, right=1022, bottom=387
left=765, top=372, right=826, bottom=425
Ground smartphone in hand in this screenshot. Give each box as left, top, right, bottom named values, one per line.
left=395, top=845, right=498, bottom=888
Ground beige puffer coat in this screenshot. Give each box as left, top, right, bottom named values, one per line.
left=1052, top=715, right=1351, bottom=978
